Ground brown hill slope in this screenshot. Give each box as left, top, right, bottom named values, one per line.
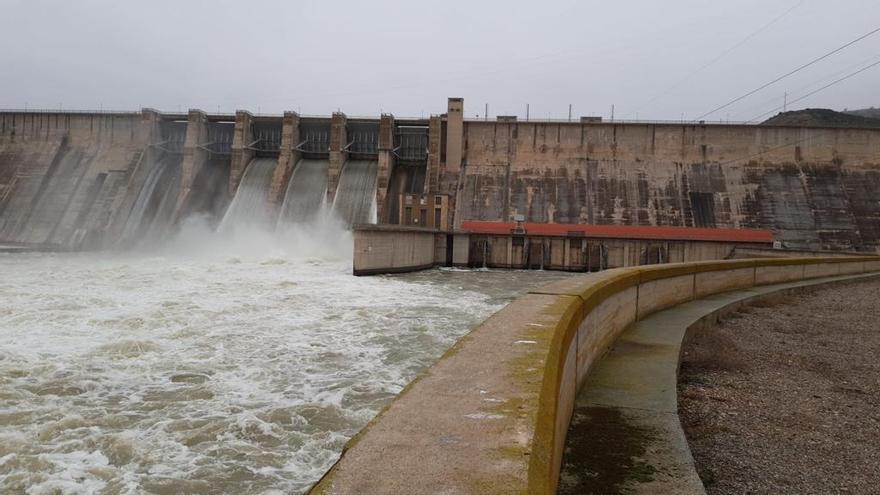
left=845, top=107, right=880, bottom=120
left=761, top=108, right=880, bottom=128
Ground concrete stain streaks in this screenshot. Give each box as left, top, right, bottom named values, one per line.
left=2, top=110, right=880, bottom=253
left=459, top=121, right=880, bottom=252
left=0, top=112, right=156, bottom=248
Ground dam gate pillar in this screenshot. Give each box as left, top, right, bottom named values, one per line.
left=139, top=108, right=165, bottom=168
left=426, top=114, right=442, bottom=195
left=171, top=109, right=209, bottom=222
left=229, top=110, right=255, bottom=195
left=376, top=113, right=395, bottom=223
left=327, top=112, right=347, bottom=205
left=444, top=98, right=464, bottom=228
left=445, top=98, right=463, bottom=174
left=269, top=111, right=301, bottom=207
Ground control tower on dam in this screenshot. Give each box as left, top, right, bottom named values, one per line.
left=1, top=97, right=879, bottom=252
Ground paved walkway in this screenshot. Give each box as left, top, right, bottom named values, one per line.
left=557, top=271, right=880, bottom=495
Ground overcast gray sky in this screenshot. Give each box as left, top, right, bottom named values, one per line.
left=2, top=0, right=879, bottom=120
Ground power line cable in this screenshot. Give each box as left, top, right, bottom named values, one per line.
left=693, top=25, right=880, bottom=121
left=730, top=52, right=880, bottom=119
left=635, top=0, right=804, bottom=113
left=747, top=58, right=880, bottom=122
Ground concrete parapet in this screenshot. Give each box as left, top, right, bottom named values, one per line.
left=637, top=274, right=695, bottom=318
left=564, top=269, right=880, bottom=494
left=310, top=255, right=880, bottom=494
left=575, top=284, right=637, bottom=389
left=838, top=261, right=866, bottom=275
left=803, top=261, right=840, bottom=279
left=694, top=266, right=754, bottom=298
left=755, top=263, right=804, bottom=284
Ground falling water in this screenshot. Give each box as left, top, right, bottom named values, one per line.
left=219, top=158, right=277, bottom=232
left=118, top=155, right=181, bottom=246
left=277, top=159, right=329, bottom=226
left=331, top=160, right=378, bottom=226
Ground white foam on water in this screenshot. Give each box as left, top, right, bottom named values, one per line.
left=0, top=221, right=569, bottom=493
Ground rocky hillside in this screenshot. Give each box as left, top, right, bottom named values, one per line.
left=761, top=108, right=880, bottom=128
left=845, top=107, right=880, bottom=119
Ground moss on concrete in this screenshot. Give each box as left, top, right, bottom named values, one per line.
left=557, top=405, right=659, bottom=494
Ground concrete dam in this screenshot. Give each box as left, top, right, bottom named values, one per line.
left=2, top=101, right=880, bottom=494
left=1, top=98, right=880, bottom=252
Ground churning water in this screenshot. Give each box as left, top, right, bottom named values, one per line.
left=0, top=222, right=569, bottom=494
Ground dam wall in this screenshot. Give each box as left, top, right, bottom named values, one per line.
left=0, top=110, right=238, bottom=248
left=0, top=111, right=156, bottom=248
left=2, top=98, right=880, bottom=252
left=310, top=255, right=880, bottom=494
left=451, top=113, right=880, bottom=252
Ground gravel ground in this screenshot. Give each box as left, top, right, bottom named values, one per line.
left=678, top=277, right=880, bottom=495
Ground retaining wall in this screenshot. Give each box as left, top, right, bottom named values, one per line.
left=456, top=120, right=880, bottom=252
left=352, top=225, right=439, bottom=275
left=311, top=255, right=880, bottom=494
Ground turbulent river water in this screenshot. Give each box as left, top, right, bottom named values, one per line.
left=0, top=222, right=570, bottom=494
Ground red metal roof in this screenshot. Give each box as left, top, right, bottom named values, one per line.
left=460, top=221, right=774, bottom=244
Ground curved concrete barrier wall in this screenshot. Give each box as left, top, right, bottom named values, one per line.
left=526, top=257, right=880, bottom=493
left=311, top=256, right=880, bottom=494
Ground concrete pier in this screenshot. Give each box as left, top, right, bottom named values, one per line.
left=229, top=110, right=254, bottom=195
left=353, top=225, right=439, bottom=275
left=268, top=111, right=301, bottom=207
left=327, top=112, right=347, bottom=205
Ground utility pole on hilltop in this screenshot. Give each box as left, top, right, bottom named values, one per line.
left=526, top=103, right=530, bottom=121
left=485, top=103, right=488, bottom=121
left=568, top=104, right=572, bottom=122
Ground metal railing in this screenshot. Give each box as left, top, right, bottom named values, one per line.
left=0, top=108, right=142, bottom=116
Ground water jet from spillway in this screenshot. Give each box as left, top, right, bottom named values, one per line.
left=332, top=160, right=378, bottom=227
left=118, top=155, right=181, bottom=247
left=218, top=158, right=277, bottom=234
left=278, top=159, right=329, bottom=226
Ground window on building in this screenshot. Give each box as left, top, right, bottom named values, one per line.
left=434, top=208, right=442, bottom=228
